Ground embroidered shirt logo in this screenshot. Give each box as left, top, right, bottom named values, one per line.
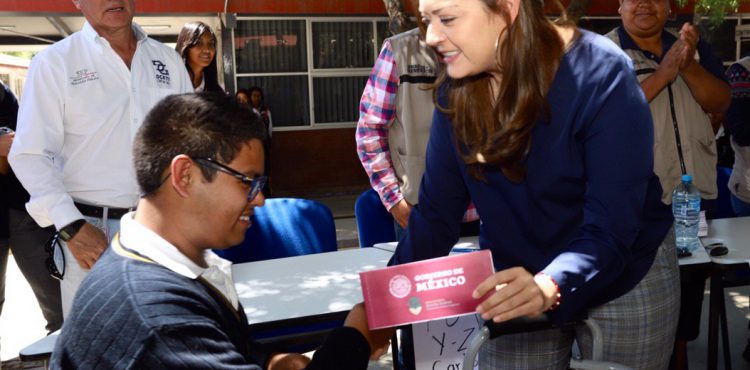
left=70, top=69, right=99, bottom=86
left=152, top=60, right=171, bottom=86
left=407, top=64, right=434, bottom=75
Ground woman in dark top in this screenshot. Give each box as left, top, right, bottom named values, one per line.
left=176, top=21, right=223, bottom=92
left=391, top=0, right=678, bottom=368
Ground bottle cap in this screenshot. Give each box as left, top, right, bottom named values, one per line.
left=682, top=174, right=692, bottom=183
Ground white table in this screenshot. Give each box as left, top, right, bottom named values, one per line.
left=19, top=330, right=59, bottom=363
left=233, top=247, right=393, bottom=348
left=701, top=217, right=750, bottom=370
left=376, top=234, right=706, bottom=264
left=234, top=247, right=393, bottom=326
left=680, top=241, right=711, bottom=266
left=373, top=235, right=480, bottom=254
left=703, top=217, right=750, bottom=266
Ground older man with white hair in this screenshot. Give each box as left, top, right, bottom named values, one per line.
left=9, top=0, right=192, bottom=317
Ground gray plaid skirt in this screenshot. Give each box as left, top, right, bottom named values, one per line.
left=479, top=228, right=680, bottom=370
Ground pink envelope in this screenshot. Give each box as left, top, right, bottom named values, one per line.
left=360, top=250, right=495, bottom=329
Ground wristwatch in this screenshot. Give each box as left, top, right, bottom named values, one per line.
left=59, top=219, right=87, bottom=242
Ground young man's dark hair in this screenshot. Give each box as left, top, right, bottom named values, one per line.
left=134, top=93, right=267, bottom=196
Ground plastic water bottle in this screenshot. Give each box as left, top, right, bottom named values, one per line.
left=672, top=174, right=701, bottom=253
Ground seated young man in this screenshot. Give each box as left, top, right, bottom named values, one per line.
left=50, top=93, right=390, bottom=370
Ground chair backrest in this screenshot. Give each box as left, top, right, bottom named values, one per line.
left=354, top=189, right=396, bottom=247
left=214, top=198, right=337, bottom=263
left=712, top=166, right=736, bottom=219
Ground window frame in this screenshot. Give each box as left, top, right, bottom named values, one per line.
left=233, top=16, right=389, bottom=132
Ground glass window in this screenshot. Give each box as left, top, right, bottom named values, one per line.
left=739, top=20, right=750, bottom=58
left=238, top=76, right=310, bottom=127
left=313, top=76, right=368, bottom=123
left=312, top=22, right=375, bottom=69
left=234, top=17, right=387, bottom=128
left=376, top=21, right=391, bottom=49
left=705, top=19, right=739, bottom=62
left=235, top=20, right=307, bottom=73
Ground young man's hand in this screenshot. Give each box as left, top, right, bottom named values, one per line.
left=0, top=132, right=13, bottom=157
left=344, top=302, right=394, bottom=359
left=267, top=353, right=310, bottom=370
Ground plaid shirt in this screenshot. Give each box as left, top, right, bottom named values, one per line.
left=356, top=40, right=478, bottom=222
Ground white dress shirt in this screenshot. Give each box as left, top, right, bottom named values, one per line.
left=9, top=22, right=193, bottom=229
left=119, top=212, right=240, bottom=310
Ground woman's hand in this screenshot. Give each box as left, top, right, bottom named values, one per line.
left=471, top=267, right=559, bottom=323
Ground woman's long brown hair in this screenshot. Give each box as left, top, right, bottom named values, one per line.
left=435, top=0, right=569, bottom=182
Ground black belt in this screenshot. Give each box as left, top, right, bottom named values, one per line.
left=74, top=202, right=132, bottom=219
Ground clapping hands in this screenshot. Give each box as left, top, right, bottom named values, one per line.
left=660, top=22, right=699, bottom=81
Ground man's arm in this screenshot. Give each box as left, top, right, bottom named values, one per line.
left=677, top=24, right=730, bottom=114
left=9, top=53, right=85, bottom=229
left=8, top=52, right=107, bottom=268
left=680, top=55, right=730, bottom=115
left=355, top=40, right=410, bottom=224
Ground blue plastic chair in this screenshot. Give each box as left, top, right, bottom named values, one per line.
left=214, top=198, right=337, bottom=263
left=215, top=198, right=339, bottom=352
left=713, top=166, right=736, bottom=219
left=354, top=189, right=396, bottom=248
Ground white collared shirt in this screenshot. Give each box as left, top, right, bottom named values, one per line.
left=9, top=22, right=193, bottom=229
left=119, top=212, right=239, bottom=310
left=195, top=76, right=204, bottom=92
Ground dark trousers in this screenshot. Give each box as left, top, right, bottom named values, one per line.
left=674, top=199, right=717, bottom=342
left=669, top=199, right=717, bottom=369
left=0, top=208, right=62, bottom=333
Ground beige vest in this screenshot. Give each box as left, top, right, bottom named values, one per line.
left=606, top=29, right=717, bottom=204
left=728, top=57, right=750, bottom=202
left=387, top=28, right=439, bottom=205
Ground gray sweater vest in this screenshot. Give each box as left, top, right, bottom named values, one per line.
left=606, top=29, right=717, bottom=203
left=387, top=28, right=439, bottom=205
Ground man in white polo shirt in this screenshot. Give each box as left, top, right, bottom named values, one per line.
left=9, top=0, right=192, bottom=317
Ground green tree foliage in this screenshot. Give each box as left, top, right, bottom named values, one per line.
left=1, top=51, right=36, bottom=60
left=675, top=0, right=749, bottom=25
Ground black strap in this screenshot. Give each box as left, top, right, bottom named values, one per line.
left=667, top=84, right=688, bottom=175
left=398, top=75, right=436, bottom=84
left=74, top=202, right=132, bottom=219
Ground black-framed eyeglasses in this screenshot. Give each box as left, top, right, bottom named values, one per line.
left=44, top=233, right=65, bottom=280
left=193, top=157, right=266, bottom=202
